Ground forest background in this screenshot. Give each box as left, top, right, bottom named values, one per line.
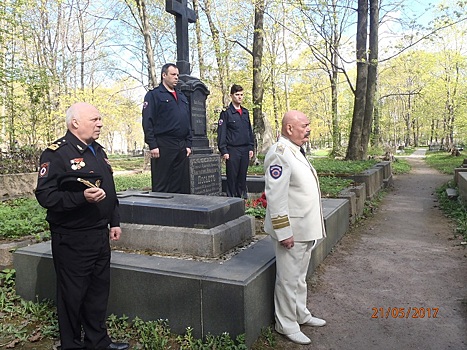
left=1, top=0, right=466, bottom=162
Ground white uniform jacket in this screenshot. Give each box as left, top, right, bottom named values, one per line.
left=264, top=136, right=326, bottom=242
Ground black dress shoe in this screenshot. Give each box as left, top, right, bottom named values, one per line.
left=101, top=342, right=130, bottom=350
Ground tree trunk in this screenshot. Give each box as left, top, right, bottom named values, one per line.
left=346, top=0, right=368, bottom=160
left=133, top=0, right=157, bottom=89
left=203, top=0, right=229, bottom=106
left=252, top=0, right=266, bottom=153
left=192, top=0, right=205, bottom=81
left=361, top=0, right=379, bottom=159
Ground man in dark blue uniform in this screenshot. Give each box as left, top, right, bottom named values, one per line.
left=142, top=63, right=192, bottom=193
left=217, top=84, right=255, bottom=198
left=35, top=102, right=129, bottom=350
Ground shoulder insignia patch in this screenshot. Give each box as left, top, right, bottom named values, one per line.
left=218, top=119, right=224, bottom=126
left=47, top=139, right=66, bottom=151
left=269, top=164, right=283, bottom=179
left=275, top=144, right=285, bottom=155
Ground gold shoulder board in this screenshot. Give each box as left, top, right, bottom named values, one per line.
left=47, top=139, right=66, bottom=151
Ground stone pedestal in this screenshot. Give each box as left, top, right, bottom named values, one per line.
left=13, top=198, right=351, bottom=348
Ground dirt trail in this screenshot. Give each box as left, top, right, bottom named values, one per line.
left=276, top=150, right=467, bottom=350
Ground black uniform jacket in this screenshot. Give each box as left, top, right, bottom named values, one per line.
left=217, top=103, right=255, bottom=156
left=142, top=83, right=193, bottom=150
left=35, top=131, right=120, bottom=234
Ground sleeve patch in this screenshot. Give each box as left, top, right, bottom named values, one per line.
left=218, top=119, right=224, bottom=126
left=143, top=101, right=148, bottom=109
left=269, top=164, right=282, bottom=179
left=271, top=215, right=290, bottom=230
left=39, top=162, right=50, bottom=178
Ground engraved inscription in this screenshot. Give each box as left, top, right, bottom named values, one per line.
left=189, top=155, right=221, bottom=195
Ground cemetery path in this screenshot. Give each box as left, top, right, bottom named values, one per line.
left=275, top=149, right=467, bottom=350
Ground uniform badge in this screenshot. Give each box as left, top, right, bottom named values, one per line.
left=143, top=101, right=148, bottom=109
left=276, top=144, right=285, bottom=155
left=39, top=162, right=50, bottom=178
left=269, top=165, right=282, bottom=179
left=70, top=158, right=85, bottom=170
left=104, top=158, right=113, bottom=172
left=218, top=119, right=224, bottom=126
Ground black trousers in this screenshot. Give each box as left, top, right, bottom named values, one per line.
left=51, top=229, right=111, bottom=350
left=151, top=136, right=189, bottom=194
left=225, top=145, right=250, bottom=198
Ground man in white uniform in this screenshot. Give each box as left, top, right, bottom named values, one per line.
left=264, top=110, right=327, bottom=345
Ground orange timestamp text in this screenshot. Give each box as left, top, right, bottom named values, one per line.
left=371, top=307, right=439, bottom=319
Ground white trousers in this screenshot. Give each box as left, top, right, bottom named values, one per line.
left=273, top=240, right=314, bottom=335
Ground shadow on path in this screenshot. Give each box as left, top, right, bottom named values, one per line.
left=276, top=149, right=467, bottom=350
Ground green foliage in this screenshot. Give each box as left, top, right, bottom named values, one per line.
left=0, top=147, right=41, bottom=175
left=0, top=269, right=59, bottom=347
left=425, top=151, right=465, bottom=175
left=245, top=203, right=266, bottom=218
left=109, top=156, right=144, bottom=172
left=0, top=269, right=248, bottom=349
left=391, top=159, right=411, bottom=175
left=318, top=176, right=355, bottom=197
left=0, top=198, right=49, bottom=239
left=311, top=158, right=379, bottom=175
left=114, top=173, right=151, bottom=192
left=436, top=182, right=467, bottom=241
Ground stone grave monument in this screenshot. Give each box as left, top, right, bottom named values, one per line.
left=166, top=0, right=220, bottom=195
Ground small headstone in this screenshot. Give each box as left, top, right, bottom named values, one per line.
left=446, top=188, right=458, bottom=199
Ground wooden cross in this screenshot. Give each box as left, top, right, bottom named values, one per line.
left=166, top=0, right=196, bottom=75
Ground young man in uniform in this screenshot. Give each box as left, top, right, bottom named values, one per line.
left=217, top=84, right=254, bottom=198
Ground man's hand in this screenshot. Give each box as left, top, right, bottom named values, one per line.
left=249, top=151, right=254, bottom=159
left=150, top=148, right=160, bottom=158
left=84, top=187, right=106, bottom=203
left=222, top=153, right=230, bottom=160
left=109, top=226, right=122, bottom=241
left=280, top=236, right=294, bottom=249
left=186, top=147, right=192, bottom=157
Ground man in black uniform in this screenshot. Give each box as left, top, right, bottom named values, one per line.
left=35, top=102, right=129, bottom=350
left=142, top=63, right=192, bottom=193
left=217, top=84, right=255, bottom=198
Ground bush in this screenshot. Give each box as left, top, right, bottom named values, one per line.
left=0, top=147, right=41, bottom=175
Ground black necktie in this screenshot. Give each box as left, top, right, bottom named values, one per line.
left=300, top=147, right=306, bottom=157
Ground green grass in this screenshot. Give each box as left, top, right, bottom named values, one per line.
left=425, top=151, right=465, bottom=175
left=436, top=181, right=467, bottom=241
left=108, top=156, right=144, bottom=172
left=391, top=158, right=411, bottom=175
left=114, top=172, right=151, bottom=192
left=0, top=198, right=49, bottom=240
left=311, top=158, right=378, bottom=175
left=318, top=176, right=355, bottom=197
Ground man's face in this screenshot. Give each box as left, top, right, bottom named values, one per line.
left=231, top=91, right=244, bottom=106
left=162, top=66, right=179, bottom=90
left=287, top=114, right=311, bottom=146
left=73, top=105, right=103, bottom=144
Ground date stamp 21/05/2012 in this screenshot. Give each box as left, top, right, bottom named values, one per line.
left=371, top=307, right=439, bottom=319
